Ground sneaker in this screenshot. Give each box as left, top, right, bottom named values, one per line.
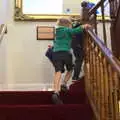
left=52, top=93, right=63, bottom=104
left=72, top=79, right=80, bottom=84
left=72, top=80, right=77, bottom=84
left=72, top=76, right=83, bottom=82
left=60, top=84, right=68, bottom=92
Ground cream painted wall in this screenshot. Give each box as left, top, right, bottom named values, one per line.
left=0, top=0, right=57, bottom=90
left=6, top=22, right=55, bottom=90
left=0, top=0, right=8, bottom=90
left=0, top=0, right=111, bottom=90
left=63, top=0, right=82, bottom=14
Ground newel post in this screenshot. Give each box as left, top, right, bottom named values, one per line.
left=81, top=1, right=90, bottom=24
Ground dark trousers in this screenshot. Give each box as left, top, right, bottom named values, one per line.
left=72, top=46, right=84, bottom=80
left=52, top=51, right=73, bottom=73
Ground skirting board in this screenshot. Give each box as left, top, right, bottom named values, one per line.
left=0, top=83, right=53, bottom=91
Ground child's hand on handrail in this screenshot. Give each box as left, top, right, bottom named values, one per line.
left=48, top=45, right=52, bottom=48
left=82, top=24, right=92, bottom=30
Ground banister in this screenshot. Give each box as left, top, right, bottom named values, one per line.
left=0, top=24, right=7, bottom=43
left=84, top=0, right=120, bottom=119
left=87, top=28, right=120, bottom=75
left=88, top=0, right=102, bottom=15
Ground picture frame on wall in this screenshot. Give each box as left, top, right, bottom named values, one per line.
left=37, top=26, right=55, bottom=40
left=14, top=0, right=79, bottom=21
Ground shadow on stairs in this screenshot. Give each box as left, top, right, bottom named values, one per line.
left=0, top=78, right=93, bottom=120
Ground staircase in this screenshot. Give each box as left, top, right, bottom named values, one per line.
left=1, top=1, right=119, bottom=120
left=0, top=78, right=93, bottom=120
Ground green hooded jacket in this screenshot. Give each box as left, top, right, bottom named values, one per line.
left=53, top=26, right=83, bottom=52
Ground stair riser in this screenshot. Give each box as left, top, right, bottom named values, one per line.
left=0, top=91, right=86, bottom=105
left=0, top=105, right=93, bottom=120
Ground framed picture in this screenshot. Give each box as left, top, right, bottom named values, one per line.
left=37, top=26, right=55, bottom=40
left=14, top=0, right=80, bottom=21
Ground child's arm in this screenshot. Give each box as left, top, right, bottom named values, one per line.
left=69, top=24, right=91, bottom=35
left=81, top=24, right=92, bottom=30
left=70, top=26, right=83, bottom=34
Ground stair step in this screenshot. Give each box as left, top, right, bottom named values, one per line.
left=0, top=78, right=93, bottom=120
left=61, top=91, right=86, bottom=104
left=69, top=78, right=85, bottom=92
left=0, top=104, right=93, bottom=120
left=0, top=91, right=53, bottom=105
left=0, top=91, right=86, bottom=105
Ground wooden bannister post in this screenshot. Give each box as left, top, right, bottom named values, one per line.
left=81, top=1, right=97, bottom=33
left=109, top=0, right=120, bottom=59
left=81, top=1, right=89, bottom=24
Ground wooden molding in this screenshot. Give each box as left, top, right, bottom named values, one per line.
left=0, top=24, right=7, bottom=34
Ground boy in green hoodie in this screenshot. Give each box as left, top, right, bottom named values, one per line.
left=51, top=17, right=91, bottom=104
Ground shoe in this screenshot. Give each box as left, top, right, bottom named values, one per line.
left=60, top=84, right=68, bottom=92
left=72, top=79, right=80, bottom=84
left=72, top=76, right=83, bottom=82
left=72, top=80, right=77, bottom=84
left=52, top=93, right=63, bottom=104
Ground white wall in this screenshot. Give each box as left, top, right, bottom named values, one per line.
left=0, top=0, right=57, bottom=90
left=0, top=0, right=8, bottom=89
left=0, top=0, right=111, bottom=91
left=63, top=0, right=82, bottom=14
left=97, top=22, right=111, bottom=49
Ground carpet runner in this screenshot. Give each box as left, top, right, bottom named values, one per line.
left=0, top=78, right=93, bottom=120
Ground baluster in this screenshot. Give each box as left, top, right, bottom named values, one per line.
left=88, top=36, right=91, bottom=97
left=89, top=38, right=94, bottom=101
left=93, top=44, right=97, bottom=108
left=99, top=54, right=105, bottom=120
left=112, top=71, right=119, bottom=120
left=103, top=58, right=109, bottom=120
left=95, top=47, right=101, bottom=120
left=84, top=33, right=90, bottom=96
left=108, top=65, right=114, bottom=120
left=91, top=42, right=96, bottom=105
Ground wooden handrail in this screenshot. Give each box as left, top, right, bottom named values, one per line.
left=87, top=28, right=120, bottom=75
left=88, top=0, right=102, bottom=15
left=0, top=24, right=7, bottom=43
left=83, top=0, right=120, bottom=119
left=85, top=28, right=120, bottom=120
